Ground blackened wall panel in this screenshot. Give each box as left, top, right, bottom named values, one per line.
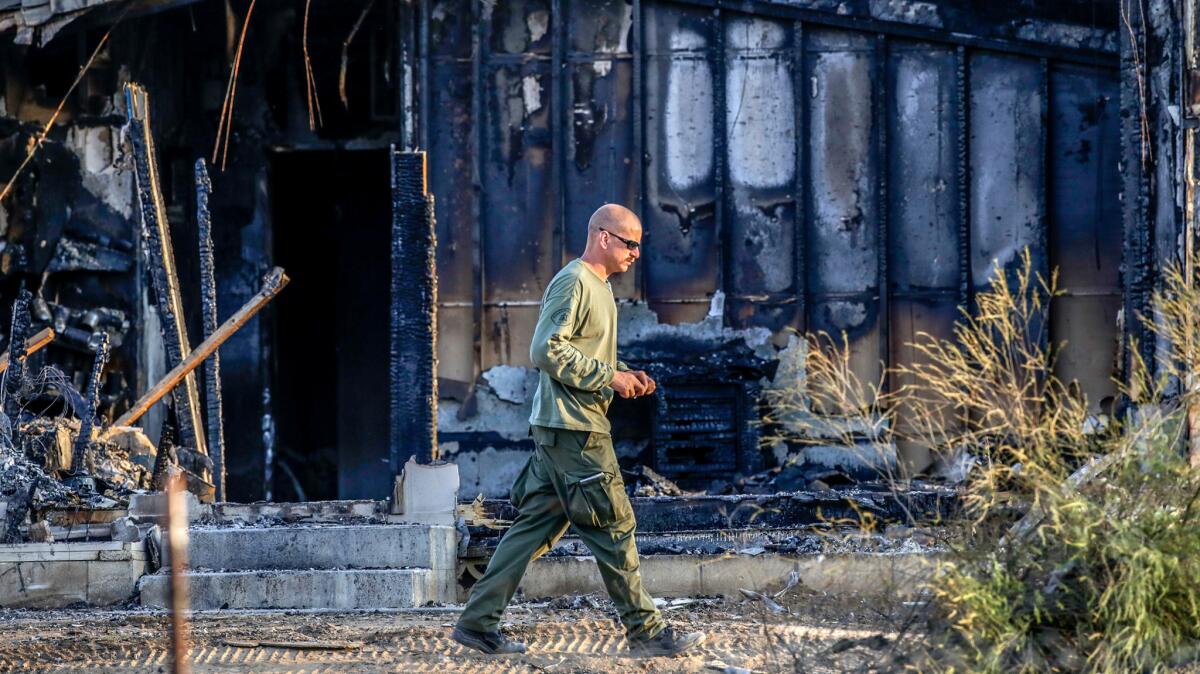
left=888, top=43, right=960, bottom=295
left=806, top=28, right=881, bottom=388
left=643, top=2, right=720, bottom=307
left=887, top=42, right=961, bottom=415
left=428, top=61, right=475, bottom=304
left=968, top=53, right=1047, bottom=289
left=1049, top=64, right=1121, bottom=410
left=724, top=16, right=799, bottom=332
left=565, top=59, right=639, bottom=299
left=481, top=61, right=557, bottom=302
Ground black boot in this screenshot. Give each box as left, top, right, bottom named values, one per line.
left=451, top=625, right=528, bottom=654
left=627, top=626, right=706, bottom=657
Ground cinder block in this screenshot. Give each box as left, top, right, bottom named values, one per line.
left=128, top=491, right=206, bottom=524
left=182, top=525, right=452, bottom=572
left=0, top=560, right=89, bottom=608
left=86, top=559, right=146, bottom=605
left=391, top=458, right=459, bottom=525
left=138, top=568, right=433, bottom=610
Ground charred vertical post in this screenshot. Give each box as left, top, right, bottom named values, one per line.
left=71, top=333, right=110, bottom=474
left=390, top=149, right=438, bottom=470
left=3, top=289, right=30, bottom=431
left=195, top=159, right=226, bottom=502
left=1119, top=2, right=1159, bottom=394
left=469, top=2, right=487, bottom=405
left=793, top=20, right=807, bottom=333
left=955, top=45, right=971, bottom=312
left=875, top=34, right=890, bottom=390
left=714, top=8, right=729, bottom=311
left=632, top=0, right=647, bottom=300
left=124, top=84, right=208, bottom=465
left=551, top=0, right=566, bottom=266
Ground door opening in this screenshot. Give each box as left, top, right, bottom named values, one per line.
left=268, top=149, right=392, bottom=501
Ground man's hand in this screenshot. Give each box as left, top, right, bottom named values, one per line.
left=611, top=370, right=647, bottom=398
left=631, top=371, right=657, bottom=395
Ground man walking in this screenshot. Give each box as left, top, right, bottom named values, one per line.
left=452, top=204, right=705, bottom=657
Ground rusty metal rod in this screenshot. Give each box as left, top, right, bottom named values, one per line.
left=0, top=327, right=55, bottom=373
left=166, top=471, right=192, bottom=674
left=108, top=268, right=289, bottom=431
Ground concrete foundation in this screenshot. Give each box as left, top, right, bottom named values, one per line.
left=138, top=568, right=434, bottom=610
left=0, top=541, right=147, bottom=608
left=184, top=525, right=457, bottom=573
left=516, top=552, right=935, bottom=601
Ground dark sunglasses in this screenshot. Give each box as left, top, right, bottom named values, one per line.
left=599, top=227, right=641, bottom=251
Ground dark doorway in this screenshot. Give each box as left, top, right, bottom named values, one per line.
left=268, top=149, right=392, bottom=501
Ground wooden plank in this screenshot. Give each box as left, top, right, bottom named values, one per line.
left=106, top=268, right=289, bottom=432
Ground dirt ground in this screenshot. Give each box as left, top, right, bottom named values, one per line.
left=0, top=593, right=902, bottom=673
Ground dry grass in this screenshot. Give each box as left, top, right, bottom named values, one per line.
left=763, top=250, right=1200, bottom=672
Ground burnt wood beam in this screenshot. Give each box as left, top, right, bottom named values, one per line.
left=124, top=83, right=208, bottom=461
left=389, top=149, right=438, bottom=469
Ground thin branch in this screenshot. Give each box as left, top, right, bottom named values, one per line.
left=212, top=0, right=258, bottom=170
left=339, top=0, right=376, bottom=110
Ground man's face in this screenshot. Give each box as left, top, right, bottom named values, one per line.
left=602, top=220, right=642, bottom=274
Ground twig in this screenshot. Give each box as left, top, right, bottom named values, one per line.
left=339, top=0, right=376, bottom=110
left=302, top=0, right=323, bottom=129
left=212, top=0, right=258, bottom=170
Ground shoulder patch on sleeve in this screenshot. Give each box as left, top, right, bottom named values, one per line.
left=551, top=306, right=572, bottom=326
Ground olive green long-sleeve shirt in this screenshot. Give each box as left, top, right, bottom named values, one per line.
left=528, top=259, right=628, bottom=434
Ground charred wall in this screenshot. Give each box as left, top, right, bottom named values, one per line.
left=0, top=0, right=411, bottom=501
left=426, top=0, right=1123, bottom=496
left=0, top=0, right=1152, bottom=501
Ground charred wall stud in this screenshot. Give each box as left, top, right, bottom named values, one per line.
left=195, top=158, right=226, bottom=502
left=124, top=83, right=209, bottom=466
left=4, top=289, right=31, bottom=443
left=956, top=45, right=971, bottom=310
left=389, top=149, right=439, bottom=469
left=71, top=332, right=110, bottom=474
left=793, top=19, right=807, bottom=333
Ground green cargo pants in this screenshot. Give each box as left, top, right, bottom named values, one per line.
left=456, top=425, right=665, bottom=640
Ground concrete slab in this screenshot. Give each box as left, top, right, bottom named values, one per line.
left=515, top=552, right=936, bottom=601
left=182, top=525, right=457, bottom=572
left=0, top=544, right=147, bottom=608
left=0, top=541, right=148, bottom=563
left=137, top=568, right=435, bottom=610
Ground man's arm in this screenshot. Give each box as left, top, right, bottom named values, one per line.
left=529, top=278, right=615, bottom=392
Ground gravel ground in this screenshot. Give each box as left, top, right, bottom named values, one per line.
left=0, top=593, right=905, bottom=673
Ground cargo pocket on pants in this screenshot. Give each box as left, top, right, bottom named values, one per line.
left=565, top=471, right=621, bottom=528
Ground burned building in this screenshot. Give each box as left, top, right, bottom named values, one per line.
left=0, top=0, right=1186, bottom=503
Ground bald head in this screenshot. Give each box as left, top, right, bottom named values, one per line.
left=581, top=203, right=642, bottom=278
left=587, top=203, right=640, bottom=238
